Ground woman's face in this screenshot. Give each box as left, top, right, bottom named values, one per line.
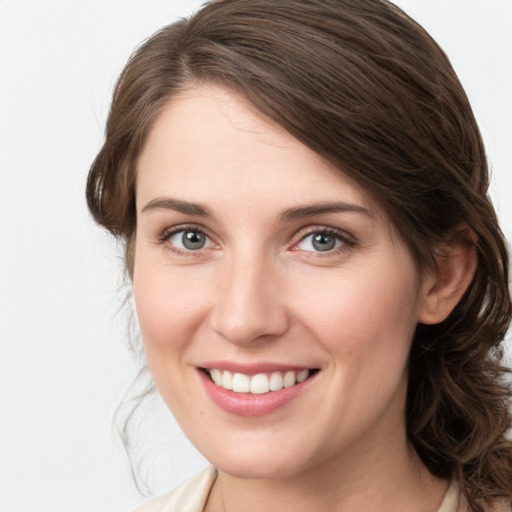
left=133, top=85, right=432, bottom=480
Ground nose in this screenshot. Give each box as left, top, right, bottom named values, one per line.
left=210, top=254, right=290, bottom=345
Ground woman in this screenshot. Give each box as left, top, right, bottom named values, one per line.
left=87, top=0, right=512, bottom=510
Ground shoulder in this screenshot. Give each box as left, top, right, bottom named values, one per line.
left=438, top=481, right=512, bottom=512
left=133, top=466, right=217, bottom=512
left=454, top=483, right=512, bottom=512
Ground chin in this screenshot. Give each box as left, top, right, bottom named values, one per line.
left=213, top=453, right=310, bottom=480
left=197, top=432, right=318, bottom=480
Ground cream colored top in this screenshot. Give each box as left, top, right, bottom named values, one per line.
left=134, top=466, right=216, bottom=512
left=133, top=466, right=508, bottom=512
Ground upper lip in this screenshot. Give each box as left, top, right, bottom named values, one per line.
left=199, top=361, right=318, bottom=375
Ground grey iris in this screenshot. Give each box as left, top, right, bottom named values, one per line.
left=312, top=233, right=336, bottom=251
left=182, top=231, right=206, bottom=250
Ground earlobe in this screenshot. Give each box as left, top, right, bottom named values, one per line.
left=418, top=226, right=478, bottom=325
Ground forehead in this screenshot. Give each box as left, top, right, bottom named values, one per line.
left=137, top=85, right=379, bottom=213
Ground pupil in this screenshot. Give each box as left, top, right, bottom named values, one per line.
left=312, top=233, right=335, bottom=251
left=182, top=231, right=205, bottom=250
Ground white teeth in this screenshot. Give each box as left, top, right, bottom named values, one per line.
left=250, top=373, right=269, bottom=394
left=283, top=371, right=295, bottom=388
left=269, top=371, right=283, bottom=391
left=296, top=369, right=309, bottom=383
left=208, top=369, right=311, bottom=394
left=222, top=370, right=233, bottom=390
left=232, top=373, right=250, bottom=392
left=210, top=368, right=223, bottom=386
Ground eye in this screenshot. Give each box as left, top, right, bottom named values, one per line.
left=165, top=228, right=213, bottom=252
left=295, top=230, right=350, bottom=253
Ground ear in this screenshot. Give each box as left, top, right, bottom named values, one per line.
left=418, top=226, right=478, bottom=325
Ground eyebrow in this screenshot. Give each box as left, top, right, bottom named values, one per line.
left=141, top=197, right=373, bottom=221
left=279, top=202, right=373, bottom=221
left=141, top=197, right=212, bottom=217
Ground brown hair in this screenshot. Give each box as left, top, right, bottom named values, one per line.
left=87, top=0, right=512, bottom=509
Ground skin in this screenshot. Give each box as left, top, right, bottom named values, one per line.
left=133, top=85, right=462, bottom=511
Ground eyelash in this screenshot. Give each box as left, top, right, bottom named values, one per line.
left=158, top=224, right=356, bottom=257
left=158, top=224, right=215, bottom=257
left=293, top=227, right=356, bottom=256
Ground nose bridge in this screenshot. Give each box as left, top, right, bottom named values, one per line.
left=211, top=247, right=288, bottom=344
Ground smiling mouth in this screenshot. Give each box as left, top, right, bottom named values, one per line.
left=203, top=368, right=319, bottom=395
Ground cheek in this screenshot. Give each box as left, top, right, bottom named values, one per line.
left=132, top=262, right=207, bottom=367
left=132, top=267, right=210, bottom=417
left=290, top=259, right=420, bottom=373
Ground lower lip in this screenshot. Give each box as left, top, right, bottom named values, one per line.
left=200, top=371, right=316, bottom=417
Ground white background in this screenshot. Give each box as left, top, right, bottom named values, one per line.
left=1, top=1, right=511, bottom=511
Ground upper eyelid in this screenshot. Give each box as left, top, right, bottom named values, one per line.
left=294, top=225, right=356, bottom=243
left=159, top=225, right=217, bottom=256
left=157, top=223, right=357, bottom=251
left=288, top=227, right=357, bottom=258
left=160, top=223, right=212, bottom=239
